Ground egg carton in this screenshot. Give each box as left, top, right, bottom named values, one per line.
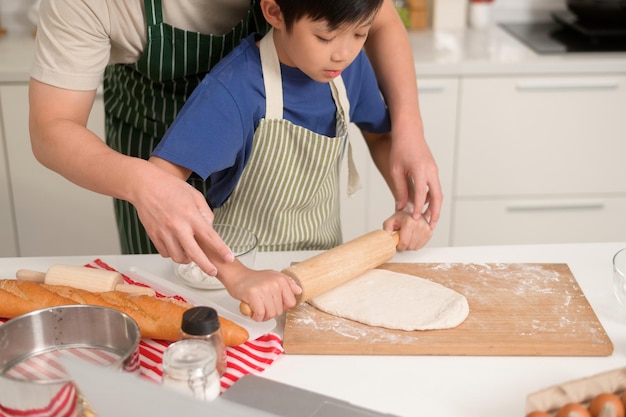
left=526, top=366, right=626, bottom=415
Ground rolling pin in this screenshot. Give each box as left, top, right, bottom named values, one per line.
left=16, top=264, right=156, bottom=296
left=240, top=230, right=400, bottom=317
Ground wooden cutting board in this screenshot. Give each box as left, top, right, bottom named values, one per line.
left=283, top=263, right=613, bottom=356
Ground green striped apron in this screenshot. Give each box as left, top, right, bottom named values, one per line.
left=213, top=30, right=360, bottom=252
left=103, top=0, right=269, bottom=254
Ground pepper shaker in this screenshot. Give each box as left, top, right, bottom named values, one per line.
left=180, top=306, right=227, bottom=376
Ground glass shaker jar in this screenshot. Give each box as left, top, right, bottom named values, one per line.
left=180, top=306, right=227, bottom=376
left=161, top=339, right=220, bottom=401
left=613, top=248, right=626, bottom=305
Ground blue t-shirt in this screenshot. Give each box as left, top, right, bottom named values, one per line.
left=153, top=33, right=391, bottom=207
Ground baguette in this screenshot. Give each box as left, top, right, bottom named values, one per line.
left=0, top=279, right=249, bottom=346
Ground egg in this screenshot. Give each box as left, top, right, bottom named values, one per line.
left=526, top=411, right=552, bottom=417
left=589, top=393, right=625, bottom=417
left=556, top=403, right=592, bottom=417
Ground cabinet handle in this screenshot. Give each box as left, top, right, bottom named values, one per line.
left=418, top=84, right=445, bottom=94
left=506, top=201, right=605, bottom=212
left=516, top=80, right=620, bottom=92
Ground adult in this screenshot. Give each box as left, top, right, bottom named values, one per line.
left=29, top=0, right=441, bottom=278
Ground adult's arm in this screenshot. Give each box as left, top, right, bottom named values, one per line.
left=361, top=130, right=433, bottom=250
left=28, top=79, right=233, bottom=274
left=365, top=0, right=442, bottom=229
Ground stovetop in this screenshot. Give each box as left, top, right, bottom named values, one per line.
left=500, top=11, right=626, bottom=54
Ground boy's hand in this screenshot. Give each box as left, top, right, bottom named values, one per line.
left=223, top=266, right=302, bottom=322
left=382, top=206, right=433, bottom=251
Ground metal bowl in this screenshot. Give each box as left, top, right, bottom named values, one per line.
left=0, top=305, right=141, bottom=414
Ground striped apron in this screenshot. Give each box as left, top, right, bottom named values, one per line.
left=103, top=0, right=268, bottom=254
left=213, top=30, right=360, bottom=252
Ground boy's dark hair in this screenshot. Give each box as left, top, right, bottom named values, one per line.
left=275, top=0, right=384, bottom=32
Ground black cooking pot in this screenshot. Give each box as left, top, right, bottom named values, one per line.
left=567, top=0, right=626, bottom=24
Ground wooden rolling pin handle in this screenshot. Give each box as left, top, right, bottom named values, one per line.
left=239, top=231, right=400, bottom=318
left=240, top=302, right=253, bottom=317
left=15, top=268, right=155, bottom=296
left=391, top=231, right=400, bottom=246
left=15, top=269, right=46, bottom=282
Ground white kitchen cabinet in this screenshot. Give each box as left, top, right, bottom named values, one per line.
left=341, top=77, right=458, bottom=247
left=452, top=74, right=626, bottom=245
left=0, top=107, right=19, bottom=256
left=0, top=84, right=121, bottom=256
left=453, top=197, right=626, bottom=246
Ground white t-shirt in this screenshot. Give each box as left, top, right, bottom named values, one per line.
left=31, top=0, right=250, bottom=91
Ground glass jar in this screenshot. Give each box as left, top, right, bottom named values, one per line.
left=161, top=339, right=220, bottom=401
left=180, top=306, right=227, bottom=376
left=613, top=248, right=626, bottom=305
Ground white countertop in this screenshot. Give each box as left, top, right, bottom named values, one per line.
left=1, top=241, right=626, bottom=416
left=2, top=26, right=626, bottom=83
left=409, top=26, right=626, bottom=76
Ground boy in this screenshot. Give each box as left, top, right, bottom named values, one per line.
left=150, top=0, right=432, bottom=321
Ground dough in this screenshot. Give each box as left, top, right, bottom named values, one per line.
left=308, top=269, right=469, bottom=331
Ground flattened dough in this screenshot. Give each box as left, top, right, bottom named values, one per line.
left=309, top=269, right=469, bottom=331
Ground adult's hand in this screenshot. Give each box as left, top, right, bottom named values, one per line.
left=140, top=157, right=235, bottom=276
left=389, top=133, right=443, bottom=229
left=29, top=79, right=233, bottom=275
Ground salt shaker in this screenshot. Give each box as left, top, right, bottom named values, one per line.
left=180, top=306, right=227, bottom=376
left=161, top=339, right=220, bottom=401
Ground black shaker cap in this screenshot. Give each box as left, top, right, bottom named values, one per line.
left=181, top=306, right=220, bottom=335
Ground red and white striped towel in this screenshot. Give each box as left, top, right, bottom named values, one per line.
left=85, top=259, right=284, bottom=392
left=0, top=259, right=283, bottom=417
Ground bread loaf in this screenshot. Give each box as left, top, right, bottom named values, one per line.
left=0, top=279, right=249, bottom=346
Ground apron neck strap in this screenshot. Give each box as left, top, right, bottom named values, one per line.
left=143, top=0, right=163, bottom=27
left=330, top=74, right=350, bottom=128
left=259, top=29, right=284, bottom=119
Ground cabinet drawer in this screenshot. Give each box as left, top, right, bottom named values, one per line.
left=456, top=75, right=626, bottom=196
left=452, top=196, right=626, bottom=246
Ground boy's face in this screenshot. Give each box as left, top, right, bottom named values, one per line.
left=273, top=16, right=374, bottom=83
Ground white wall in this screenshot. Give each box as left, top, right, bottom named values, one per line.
left=2, top=0, right=567, bottom=33
left=493, top=0, right=567, bottom=22
left=0, top=0, right=37, bottom=35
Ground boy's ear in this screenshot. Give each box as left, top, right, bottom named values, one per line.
left=260, top=0, right=284, bottom=29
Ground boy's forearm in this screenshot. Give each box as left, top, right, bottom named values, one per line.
left=214, top=257, right=250, bottom=288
